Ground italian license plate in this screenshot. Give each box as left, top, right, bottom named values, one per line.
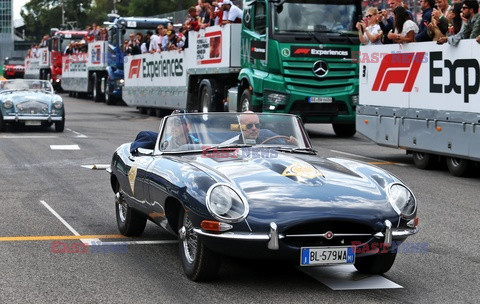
left=25, top=121, right=41, bottom=126
left=308, top=97, right=332, bottom=103
left=300, top=247, right=355, bottom=266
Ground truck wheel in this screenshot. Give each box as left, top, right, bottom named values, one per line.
left=446, top=157, right=471, bottom=177
left=178, top=208, right=221, bottom=281
left=239, top=88, right=252, bottom=112
left=412, top=152, right=436, bottom=169
left=92, top=73, right=104, bottom=102
left=199, top=79, right=220, bottom=112
left=332, top=123, right=356, bottom=137
left=105, top=83, right=116, bottom=105
left=354, top=252, right=397, bottom=274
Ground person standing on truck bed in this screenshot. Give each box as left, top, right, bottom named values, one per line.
left=414, top=0, right=435, bottom=42
left=126, top=34, right=141, bottom=55
left=387, top=6, right=419, bottom=43
left=141, top=31, right=153, bottom=54
left=356, top=7, right=383, bottom=45
left=149, top=25, right=165, bottom=54
left=222, top=0, right=243, bottom=24
left=437, top=0, right=479, bottom=45
left=379, top=0, right=414, bottom=44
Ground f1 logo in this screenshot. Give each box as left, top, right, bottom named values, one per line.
left=64, top=58, right=69, bottom=72
left=128, top=59, right=142, bottom=79
left=294, top=48, right=310, bottom=55
left=372, top=52, right=425, bottom=92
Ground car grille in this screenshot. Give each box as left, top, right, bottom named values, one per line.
left=17, top=101, right=49, bottom=115
left=283, top=221, right=375, bottom=247
left=282, top=59, right=357, bottom=95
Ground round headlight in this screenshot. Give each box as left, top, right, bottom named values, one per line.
left=387, top=183, right=416, bottom=218
left=206, top=183, right=249, bottom=223
left=3, top=100, right=13, bottom=109
left=53, top=100, right=63, bottom=109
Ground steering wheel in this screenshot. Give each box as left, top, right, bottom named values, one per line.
left=261, top=135, right=295, bottom=144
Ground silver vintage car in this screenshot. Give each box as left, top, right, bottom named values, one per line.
left=0, top=79, right=65, bottom=132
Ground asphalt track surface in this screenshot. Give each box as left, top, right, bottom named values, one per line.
left=0, top=94, right=478, bottom=303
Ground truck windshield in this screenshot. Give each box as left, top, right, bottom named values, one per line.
left=273, top=0, right=358, bottom=34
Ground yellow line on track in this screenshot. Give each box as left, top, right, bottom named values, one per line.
left=368, top=161, right=397, bottom=165
left=0, top=234, right=127, bottom=242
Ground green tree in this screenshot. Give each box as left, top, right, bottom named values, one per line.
left=21, top=0, right=92, bottom=41
left=21, top=0, right=197, bottom=41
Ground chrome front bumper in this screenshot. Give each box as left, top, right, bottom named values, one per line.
left=3, top=115, right=63, bottom=122
left=194, top=220, right=419, bottom=251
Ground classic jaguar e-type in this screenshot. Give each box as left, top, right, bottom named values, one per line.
left=0, top=79, right=65, bottom=132
left=109, top=112, right=418, bottom=281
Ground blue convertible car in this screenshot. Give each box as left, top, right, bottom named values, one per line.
left=0, top=79, right=65, bottom=132
left=109, top=112, right=418, bottom=281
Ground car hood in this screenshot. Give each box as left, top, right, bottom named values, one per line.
left=181, top=150, right=399, bottom=226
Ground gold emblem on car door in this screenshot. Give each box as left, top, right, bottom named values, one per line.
left=128, top=164, right=138, bottom=195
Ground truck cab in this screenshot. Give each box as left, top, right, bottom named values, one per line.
left=105, top=16, right=170, bottom=103
left=49, top=30, right=88, bottom=89
left=238, top=0, right=361, bottom=136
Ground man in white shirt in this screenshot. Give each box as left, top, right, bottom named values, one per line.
left=149, top=25, right=165, bottom=53
left=222, top=0, right=243, bottom=24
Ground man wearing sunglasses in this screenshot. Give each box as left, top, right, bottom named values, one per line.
left=238, top=112, right=297, bottom=145
left=437, top=0, right=479, bottom=45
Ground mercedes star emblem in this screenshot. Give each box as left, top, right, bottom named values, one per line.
left=313, top=60, right=328, bottom=78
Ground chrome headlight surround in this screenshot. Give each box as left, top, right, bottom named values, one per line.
left=206, top=183, right=249, bottom=223
left=53, top=99, right=63, bottom=109
left=387, top=183, right=417, bottom=219
left=3, top=99, right=13, bottom=109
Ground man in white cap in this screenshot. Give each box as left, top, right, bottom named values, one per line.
left=222, top=0, right=243, bottom=24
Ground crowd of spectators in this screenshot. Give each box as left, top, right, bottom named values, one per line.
left=27, top=23, right=109, bottom=57
left=27, top=0, right=244, bottom=57
left=122, top=0, right=243, bottom=56
left=357, top=0, right=480, bottom=46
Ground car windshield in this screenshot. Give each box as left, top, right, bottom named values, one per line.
left=158, top=113, right=311, bottom=153
left=0, top=79, right=54, bottom=93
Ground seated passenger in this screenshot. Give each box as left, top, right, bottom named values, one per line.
left=162, top=116, right=199, bottom=150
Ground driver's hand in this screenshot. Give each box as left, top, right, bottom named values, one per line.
left=286, top=136, right=298, bottom=145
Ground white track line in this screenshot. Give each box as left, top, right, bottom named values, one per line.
left=0, top=135, right=58, bottom=139
left=66, top=128, right=88, bottom=138
left=39, top=200, right=100, bottom=244
left=301, top=265, right=403, bottom=290
left=50, top=145, right=80, bottom=150
left=329, top=149, right=409, bottom=167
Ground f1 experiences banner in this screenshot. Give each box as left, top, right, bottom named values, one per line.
left=124, top=51, right=186, bottom=87
left=359, top=40, right=480, bottom=113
